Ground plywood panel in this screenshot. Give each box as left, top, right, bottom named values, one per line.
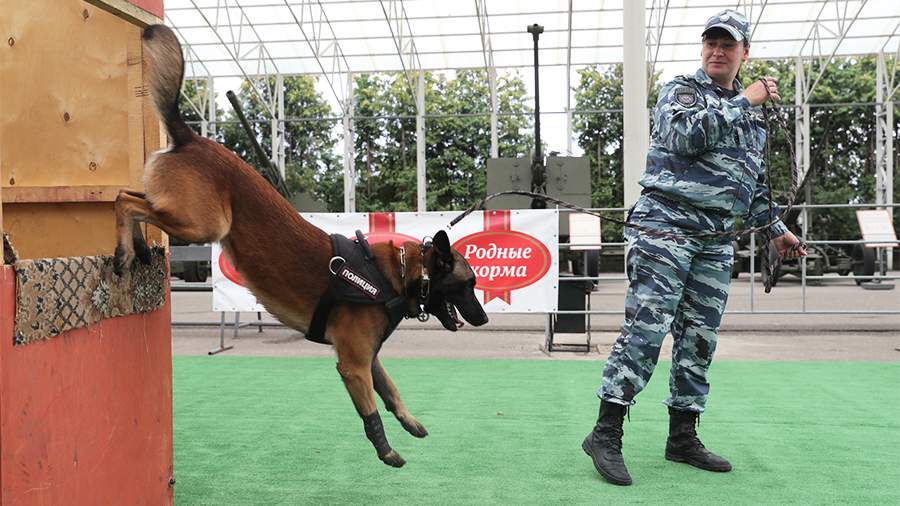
left=0, top=0, right=139, bottom=189
left=3, top=203, right=117, bottom=260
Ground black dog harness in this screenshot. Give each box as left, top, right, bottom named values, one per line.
left=306, top=231, right=417, bottom=344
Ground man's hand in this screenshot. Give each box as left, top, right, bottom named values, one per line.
left=771, top=231, right=807, bottom=259
left=741, top=76, right=780, bottom=106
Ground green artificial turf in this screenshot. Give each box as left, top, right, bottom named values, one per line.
left=173, top=357, right=899, bottom=505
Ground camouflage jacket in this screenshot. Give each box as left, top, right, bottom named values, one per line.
left=640, top=68, right=789, bottom=237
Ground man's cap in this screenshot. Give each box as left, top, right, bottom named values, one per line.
left=703, top=9, right=750, bottom=42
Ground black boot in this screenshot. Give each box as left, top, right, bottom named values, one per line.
left=665, top=407, right=732, bottom=472
left=582, top=401, right=632, bottom=485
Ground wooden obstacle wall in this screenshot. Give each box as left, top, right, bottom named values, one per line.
left=0, top=1, right=173, bottom=504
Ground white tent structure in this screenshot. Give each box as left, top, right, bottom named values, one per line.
left=164, top=0, right=899, bottom=215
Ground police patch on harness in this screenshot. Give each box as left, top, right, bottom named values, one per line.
left=337, top=264, right=380, bottom=299
left=674, top=86, right=698, bottom=107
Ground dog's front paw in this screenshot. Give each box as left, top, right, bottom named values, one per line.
left=379, top=449, right=406, bottom=468
left=400, top=418, right=428, bottom=439
left=113, top=246, right=133, bottom=276
left=135, top=241, right=152, bottom=265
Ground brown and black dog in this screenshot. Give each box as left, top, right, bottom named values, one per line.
left=115, top=25, right=488, bottom=467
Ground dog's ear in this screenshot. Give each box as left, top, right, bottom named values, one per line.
left=432, top=230, right=453, bottom=270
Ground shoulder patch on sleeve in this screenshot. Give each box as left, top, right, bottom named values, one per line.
left=673, top=86, right=698, bottom=107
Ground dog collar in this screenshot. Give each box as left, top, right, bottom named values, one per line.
left=399, top=244, right=431, bottom=322
left=416, top=241, right=433, bottom=322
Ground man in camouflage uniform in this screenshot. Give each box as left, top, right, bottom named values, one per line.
left=582, top=9, right=806, bottom=486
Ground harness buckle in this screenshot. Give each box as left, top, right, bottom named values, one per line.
left=328, top=256, right=346, bottom=275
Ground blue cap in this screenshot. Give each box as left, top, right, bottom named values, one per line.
left=703, top=9, right=750, bottom=42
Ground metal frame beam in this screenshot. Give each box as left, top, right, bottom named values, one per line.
left=646, top=0, right=670, bottom=93
left=797, top=0, right=870, bottom=105
left=281, top=0, right=353, bottom=113
left=166, top=19, right=216, bottom=137
left=875, top=45, right=897, bottom=215
left=182, top=1, right=279, bottom=126
left=172, top=13, right=895, bottom=51
left=875, top=50, right=895, bottom=269
left=377, top=0, right=424, bottom=209
left=565, top=0, right=574, bottom=155
left=736, top=0, right=770, bottom=41
left=378, top=0, right=422, bottom=96
left=475, top=0, right=498, bottom=158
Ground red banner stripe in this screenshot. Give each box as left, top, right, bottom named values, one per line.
left=369, top=212, right=396, bottom=234
left=484, top=210, right=511, bottom=232
left=482, top=210, right=513, bottom=304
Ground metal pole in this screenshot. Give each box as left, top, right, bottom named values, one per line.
left=876, top=51, right=895, bottom=269
left=201, top=82, right=209, bottom=138
left=490, top=67, right=499, bottom=158
left=565, top=0, right=574, bottom=156
left=207, top=76, right=216, bottom=138
left=343, top=73, right=356, bottom=212
left=584, top=250, right=591, bottom=348
left=529, top=24, right=543, bottom=164
left=623, top=0, right=648, bottom=208
left=417, top=70, right=426, bottom=212
left=801, top=197, right=808, bottom=312
left=749, top=232, right=756, bottom=312
left=208, top=312, right=234, bottom=355
left=795, top=57, right=811, bottom=189
left=276, top=73, right=286, bottom=180
left=527, top=23, right=546, bottom=208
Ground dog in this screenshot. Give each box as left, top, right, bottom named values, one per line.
left=115, top=24, right=488, bottom=467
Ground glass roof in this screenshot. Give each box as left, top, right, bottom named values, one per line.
left=164, top=0, right=900, bottom=79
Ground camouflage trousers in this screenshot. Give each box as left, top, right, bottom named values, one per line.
left=598, top=193, right=735, bottom=413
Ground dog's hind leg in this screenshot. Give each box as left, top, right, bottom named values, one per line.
left=123, top=189, right=152, bottom=263
left=372, top=357, right=428, bottom=438
left=115, top=190, right=153, bottom=275
left=114, top=189, right=222, bottom=275
left=333, top=329, right=406, bottom=468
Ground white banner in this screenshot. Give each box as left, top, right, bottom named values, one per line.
left=212, top=210, right=559, bottom=313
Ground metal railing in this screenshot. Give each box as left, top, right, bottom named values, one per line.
left=552, top=202, right=899, bottom=316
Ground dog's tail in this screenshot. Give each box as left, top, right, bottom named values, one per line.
left=142, top=24, right=194, bottom=147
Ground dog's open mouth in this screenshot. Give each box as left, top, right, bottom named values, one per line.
left=428, top=297, right=464, bottom=332
left=446, top=301, right=464, bottom=329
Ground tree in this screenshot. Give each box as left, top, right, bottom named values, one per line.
left=217, top=77, right=343, bottom=211
left=425, top=70, right=534, bottom=211
left=572, top=57, right=896, bottom=242
left=742, top=56, right=896, bottom=240
left=351, top=70, right=534, bottom=212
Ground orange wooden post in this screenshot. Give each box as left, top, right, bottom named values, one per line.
left=0, top=269, right=174, bottom=505
left=0, top=1, right=173, bottom=503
